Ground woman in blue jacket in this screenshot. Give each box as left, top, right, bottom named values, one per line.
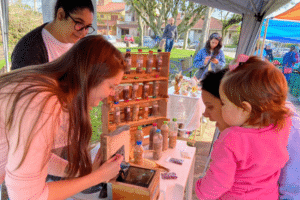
left=193, top=33, right=225, bottom=80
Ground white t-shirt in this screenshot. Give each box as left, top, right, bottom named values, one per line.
left=42, top=28, right=73, bottom=62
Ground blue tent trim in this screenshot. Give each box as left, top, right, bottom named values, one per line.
left=260, top=19, right=300, bottom=43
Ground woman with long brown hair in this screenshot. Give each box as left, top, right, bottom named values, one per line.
left=0, top=35, right=125, bottom=199
left=194, top=32, right=225, bottom=80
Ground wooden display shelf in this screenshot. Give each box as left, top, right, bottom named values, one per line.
left=101, top=52, right=170, bottom=160
left=121, top=76, right=168, bottom=84
left=109, top=97, right=168, bottom=108
left=108, top=116, right=168, bottom=131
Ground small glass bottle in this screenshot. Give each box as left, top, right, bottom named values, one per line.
left=152, top=81, right=159, bottom=98
left=143, top=82, right=149, bottom=99
left=152, top=101, right=159, bottom=116
left=114, top=87, right=120, bottom=103
left=156, top=49, right=162, bottom=72
left=114, top=103, right=121, bottom=124
left=146, top=50, right=153, bottom=74
left=161, top=121, right=169, bottom=151
left=178, top=123, right=185, bottom=137
left=124, top=106, right=131, bottom=122
left=153, top=129, right=163, bottom=160
left=136, top=49, right=143, bottom=73
left=169, top=118, right=178, bottom=149
left=134, top=141, right=144, bottom=165
left=132, top=83, right=139, bottom=100
left=132, top=104, right=140, bottom=121
left=125, top=49, right=132, bottom=74
left=143, top=104, right=149, bottom=119
left=135, top=126, right=144, bottom=144
left=149, top=123, right=157, bottom=150
left=123, top=85, right=130, bottom=101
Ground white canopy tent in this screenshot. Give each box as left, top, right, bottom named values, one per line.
left=189, top=0, right=291, bottom=56
left=0, top=0, right=98, bottom=72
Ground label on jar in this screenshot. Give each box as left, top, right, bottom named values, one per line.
left=126, top=58, right=131, bottom=65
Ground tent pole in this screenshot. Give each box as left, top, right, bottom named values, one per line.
left=0, top=0, right=10, bottom=72
left=260, top=18, right=270, bottom=59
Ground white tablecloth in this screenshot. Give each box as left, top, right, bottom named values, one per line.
left=167, top=86, right=205, bottom=131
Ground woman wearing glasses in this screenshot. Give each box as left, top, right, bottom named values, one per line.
left=0, top=35, right=125, bottom=199
left=193, top=32, right=226, bottom=80
left=11, top=0, right=95, bottom=70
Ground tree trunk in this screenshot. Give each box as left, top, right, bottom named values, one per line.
left=34, top=0, right=37, bottom=11
left=183, top=29, right=189, bottom=50
left=138, top=15, right=144, bottom=47
left=194, top=7, right=214, bottom=57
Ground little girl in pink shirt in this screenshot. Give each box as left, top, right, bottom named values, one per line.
left=195, top=56, right=292, bottom=199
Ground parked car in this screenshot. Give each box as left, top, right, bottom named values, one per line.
left=174, top=39, right=184, bottom=48
left=103, top=35, right=117, bottom=44
left=124, top=35, right=134, bottom=43
left=189, top=41, right=199, bottom=49
left=143, top=36, right=155, bottom=47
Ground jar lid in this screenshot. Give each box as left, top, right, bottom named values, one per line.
left=172, top=118, right=177, bottom=122
left=138, top=126, right=142, bottom=130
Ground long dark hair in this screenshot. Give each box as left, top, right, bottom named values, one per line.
left=1, top=35, right=126, bottom=177
left=205, top=32, right=223, bottom=56
left=54, top=0, right=94, bottom=19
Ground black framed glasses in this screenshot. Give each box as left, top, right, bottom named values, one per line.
left=69, top=15, right=95, bottom=34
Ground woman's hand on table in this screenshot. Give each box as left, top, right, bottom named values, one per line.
left=95, top=154, right=123, bottom=182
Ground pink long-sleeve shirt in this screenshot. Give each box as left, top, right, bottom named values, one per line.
left=195, top=118, right=292, bottom=200
left=0, top=87, right=69, bottom=199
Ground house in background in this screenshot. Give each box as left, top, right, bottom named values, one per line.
left=169, top=14, right=239, bottom=45
left=115, top=6, right=139, bottom=39
left=97, top=0, right=126, bottom=35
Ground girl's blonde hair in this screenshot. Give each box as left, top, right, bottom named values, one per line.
left=221, top=56, right=291, bottom=128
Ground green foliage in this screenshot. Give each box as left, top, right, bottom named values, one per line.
left=225, top=44, right=237, bottom=48
left=231, top=34, right=240, bottom=46
left=134, top=36, right=140, bottom=45
left=8, top=3, right=43, bottom=46
left=90, top=102, right=103, bottom=142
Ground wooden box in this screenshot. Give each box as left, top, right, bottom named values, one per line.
left=101, top=52, right=170, bottom=160
left=110, top=166, right=160, bottom=200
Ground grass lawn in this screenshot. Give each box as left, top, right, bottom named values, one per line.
left=0, top=59, right=10, bottom=71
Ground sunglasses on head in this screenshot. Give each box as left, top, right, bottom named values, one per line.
left=210, top=33, right=222, bottom=40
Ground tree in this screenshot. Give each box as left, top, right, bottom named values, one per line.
left=194, top=6, right=214, bottom=56
left=126, top=0, right=207, bottom=49
left=218, top=10, right=242, bottom=38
